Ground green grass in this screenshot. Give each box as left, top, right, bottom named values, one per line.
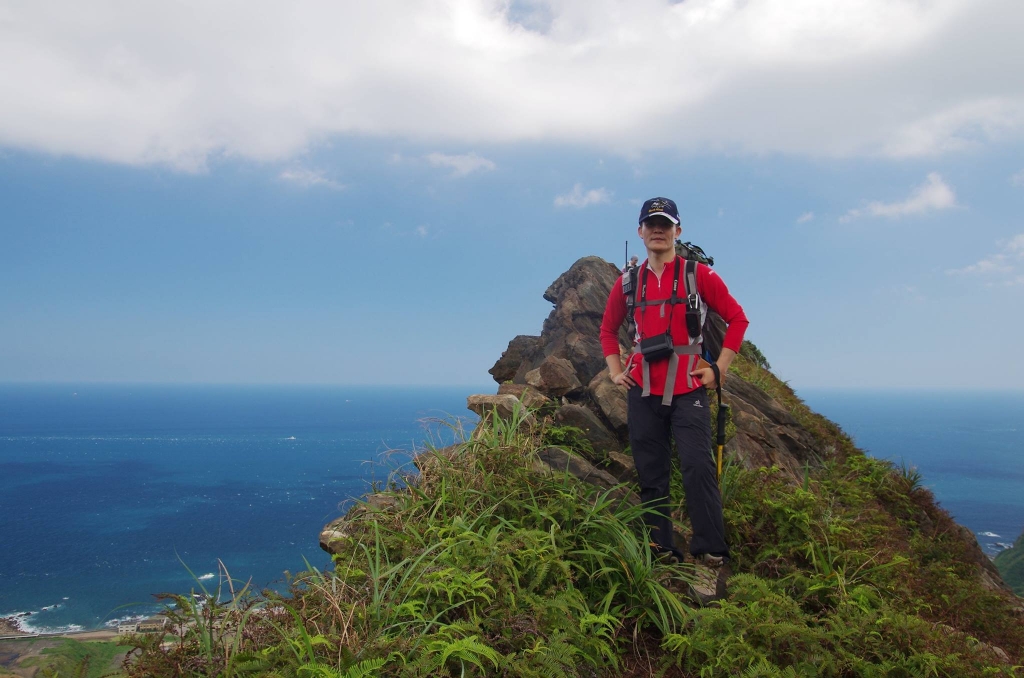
left=20, top=638, right=126, bottom=678
left=120, top=359, right=1024, bottom=676
left=995, top=531, right=1024, bottom=596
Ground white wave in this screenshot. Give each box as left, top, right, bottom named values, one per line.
left=105, top=614, right=147, bottom=628
left=2, top=608, right=84, bottom=635
left=979, top=531, right=1001, bottom=537
left=20, top=620, right=84, bottom=635
left=196, top=573, right=216, bottom=581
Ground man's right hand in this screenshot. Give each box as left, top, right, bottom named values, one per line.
left=610, top=370, right=636, bottom=388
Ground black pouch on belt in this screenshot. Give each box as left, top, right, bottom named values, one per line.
left=639, top=332, right=674, bottom=362
left=685, top=307, right=701, bottom=339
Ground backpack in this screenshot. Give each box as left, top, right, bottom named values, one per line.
left=622, top=240, right=726, bottom=362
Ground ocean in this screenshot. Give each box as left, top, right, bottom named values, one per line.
left=0, top=384, right=481, bottom=633
left=1, top=384, right=1022, bottom=633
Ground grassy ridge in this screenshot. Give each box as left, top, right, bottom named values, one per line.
left=17, top=638, right=126, bottom=678
left=995, top=531, right=1024, bottom=596
left=120, top=356, right=1024, bottom=676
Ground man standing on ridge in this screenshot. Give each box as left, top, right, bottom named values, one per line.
left=600, top=196, right=748, bottom=601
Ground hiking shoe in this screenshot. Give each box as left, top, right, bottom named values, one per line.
left=687, top=555, right=729, bottom=606
left=649, top=543, right=686, bottom=565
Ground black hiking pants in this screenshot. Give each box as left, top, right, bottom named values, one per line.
left=627, top=385, right=729, bottom=558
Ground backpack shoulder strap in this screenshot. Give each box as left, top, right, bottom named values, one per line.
left=623, top=266, right=640, bottom=326
left=684, top=259, right=699, bottom=303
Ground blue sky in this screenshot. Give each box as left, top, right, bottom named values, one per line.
left=1, top=0, right=1022, bottom=390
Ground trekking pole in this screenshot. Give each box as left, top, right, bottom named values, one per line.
left=709, top=363, right=728, bottom=484
left=716, top=396, right=729, bottom=484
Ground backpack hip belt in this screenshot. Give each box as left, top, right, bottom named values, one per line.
left=634, top=343, right=703, bottom=406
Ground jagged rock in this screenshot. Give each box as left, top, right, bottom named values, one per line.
left=467, top=394, right=528, bottom=420
left=606, top=451, right=638, bottom=484
left=588, top=368, right=628, bottom=436
left=725, top=378, right=799, bottom=427
left=724, top=378, right=819, bottom=469
left=491, top=257, right=626, bottom=388
left=535, top=446, right=636, bottom=504
left=525, top=356, right=582, bottom=397
left=553, top=404, right=620, bottom=455
left=561, top=333, right=608, bottom=387
left=490, top=335, right=541, bottom=383
left=466, top=395, right=537, bottom=438
left=497, top=383, right=552, bottom=410
left=319, top=516, right=351, bottom=554
left=726, top=413, right=803, bottom=481
left=319, top=493, right=400, bottom=556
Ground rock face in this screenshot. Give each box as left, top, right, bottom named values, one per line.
left=489, top=256, right=624, bottom=389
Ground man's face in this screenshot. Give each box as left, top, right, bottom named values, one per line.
left=638, top=216, right=681, bottom=254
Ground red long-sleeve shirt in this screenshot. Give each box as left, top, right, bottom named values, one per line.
left=600, top=258, right=749, bottom=396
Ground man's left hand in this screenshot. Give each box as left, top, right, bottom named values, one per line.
left=689, top=366, right=721, bottom=388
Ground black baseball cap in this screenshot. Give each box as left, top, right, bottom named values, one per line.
left=638, top=197, right=680, bottom=225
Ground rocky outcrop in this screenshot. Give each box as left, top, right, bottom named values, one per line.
left=480, top=255, right=829, bottom=485
left=721, top=377, right=819, bottom=481
left=491, top=256, right=624, bottom=390
left=553, top=404, right=619, bottom=455
left=525, top=356, right=582, bottom=397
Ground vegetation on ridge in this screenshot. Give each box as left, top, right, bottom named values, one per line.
left=995, top=531, right=1024, bottom=596
left=116, top=353, right=1023, bottom=676
left=14, top=637, right=126, bottom=678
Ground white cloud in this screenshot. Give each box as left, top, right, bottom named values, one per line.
left=415, top=225, right=429, bottom=238
left=1, top=1, right=1023, bottom=170
left=842, top=173, right=956, bottom=222
left=425, top=151, right=496, bottom=177
left=947, top=233, right=1024, bottom=285
left=796, top=211, right=814, bottom=223
left=1011, top=170, right=1024, bottom=187
left=278, top=167, right=344, bottom=190
left=554, top=183, right=611, bottom=208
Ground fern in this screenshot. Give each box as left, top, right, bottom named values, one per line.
left=339, top=656, right=389, bottom=678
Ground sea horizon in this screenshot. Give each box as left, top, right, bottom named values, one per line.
left=2, top=382, right=1022, bottom=633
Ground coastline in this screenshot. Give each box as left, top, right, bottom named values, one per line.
left=1, top=614, right=118, bottom=641
left=0, top=618, right=26, bottom=637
